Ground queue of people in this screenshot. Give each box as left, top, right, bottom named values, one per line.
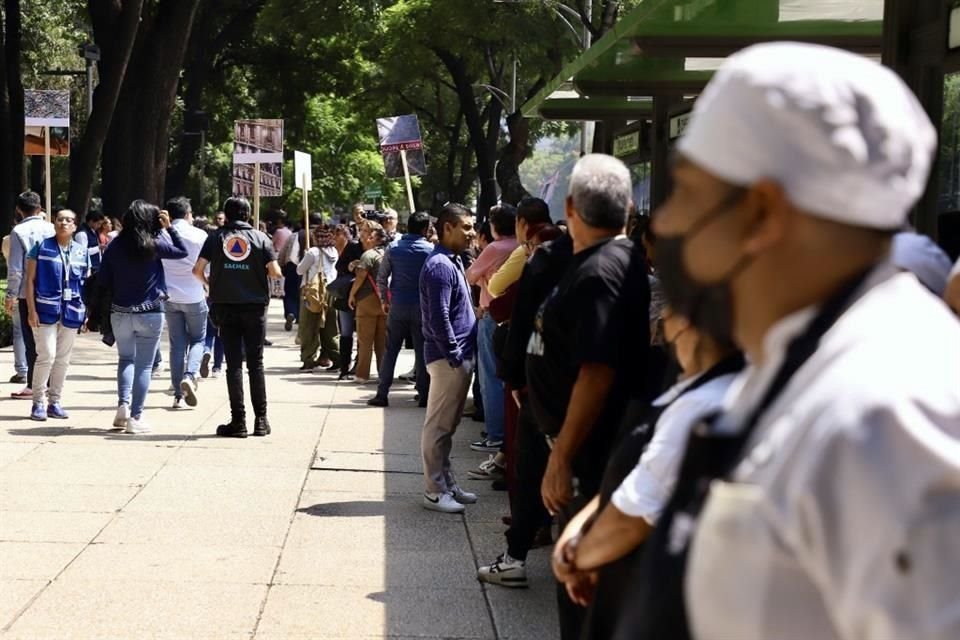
left=3, top=41, right=960, bottom=640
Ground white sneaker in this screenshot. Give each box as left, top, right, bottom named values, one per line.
left=422, top=492, right=465, bottom=514
left=172, top=397, right=185, bottom=409
left=180, top=376, right=199, bottom=407
left=450, top=484, right=478, bottom=504
left=112, top=404, right=130, bottom=430
left=477, top=553, right=528, bottom=588
left=125, top=416, right=151, bottom=434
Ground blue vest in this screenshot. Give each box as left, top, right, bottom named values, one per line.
left=75, top=224, right=102, bottom=273
left=34, top=237, right=89, bottom=329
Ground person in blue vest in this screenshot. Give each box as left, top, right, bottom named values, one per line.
left=23, top=208, right=90, bottom=421
left=74, top=203, right=106, bottom=275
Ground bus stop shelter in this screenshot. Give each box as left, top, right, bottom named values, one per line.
left=523, top=0, right=958, bottom=250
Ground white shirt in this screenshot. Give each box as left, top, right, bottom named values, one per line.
left=611, top=371, right=739, bottom=524
left=296, top=246, right=338, bottom=287
left=686, top=266, right=960, bottom=640
left=160, top=219, right=208, bottom=304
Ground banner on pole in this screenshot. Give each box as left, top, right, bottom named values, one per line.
left=294, top=151, right=312, bottom=191
left=232, top=119, right=284, bottom=197
left=24, top=90, right=70, bottom=156
left=376, top=114, right=426, bottom=179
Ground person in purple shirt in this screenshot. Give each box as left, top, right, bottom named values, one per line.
left=99, top=200, right=188, bottom=434
left=419, top=203, right=480, bottom=514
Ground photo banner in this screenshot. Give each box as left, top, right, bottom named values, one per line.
left=376, top=114, right=427, bottom=179
left=24, top=90, right=70, bottom=157
left=232, top=119, right=284, bottom=197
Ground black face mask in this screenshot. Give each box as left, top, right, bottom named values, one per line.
left=655, top=190, right=751, bottom=343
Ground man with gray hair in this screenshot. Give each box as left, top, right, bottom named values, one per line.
left=524, top=153, right=650, bottom=640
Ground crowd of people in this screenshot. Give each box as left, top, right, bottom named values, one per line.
left=3, top=42, right=960, bottom=640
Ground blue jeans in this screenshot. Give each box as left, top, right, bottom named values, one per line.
left=376, top=303, right=429, bottom=400
left=11, top=301, right=27, bottom=377
left=477, top=313, right=505, bottom=441
left=204, top=315, right=225, bottom=370
left=112, top=311, right=164, bottom=419
left=166, top=301, right=208, bottom=396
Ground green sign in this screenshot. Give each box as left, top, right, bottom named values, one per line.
left=613, top=131, right=640, bottom=158
left=364, top=186, right=383, bottom=199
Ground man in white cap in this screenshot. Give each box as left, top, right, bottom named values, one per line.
left=601, top=43, right=960, bottom=640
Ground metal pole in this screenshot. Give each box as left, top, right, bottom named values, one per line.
left=44, top=126, right=52, bottom=215
left=86, top=59, right=94, bottom=118
left=253, top=162, right=261, bottom=230
left=511, top=54, right=518, bottom=113
left=199, top=130, right=206, bottom=212
left=580, top=0, right=593, bottom=156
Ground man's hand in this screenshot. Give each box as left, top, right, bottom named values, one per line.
left=512, top=388, right=524, bottom=409
left=80, top=319, right=90, bottom=334
left=348, top=259, right=360, bottom=273
left=348, top=293, right=357, bottom=310
left=565, top=570, right=598, bottom=607
left=381, top=301, right=390, bottom=315
left=28, top=310, right=40, bottom=329
left=4, top=297, right=13, bottom=314
left=542, top=452, right=573, bottom=515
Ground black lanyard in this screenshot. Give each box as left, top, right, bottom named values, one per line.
left=717, top=266, right=874, bottom=478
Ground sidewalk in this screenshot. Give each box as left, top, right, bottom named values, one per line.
left=0, top=301, right=559, bottom=639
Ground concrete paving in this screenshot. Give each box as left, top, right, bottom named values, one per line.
left=0, top=301, right=559, bottom=639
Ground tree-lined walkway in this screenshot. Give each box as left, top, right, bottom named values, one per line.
left=0, top=301, right=557, bottom=639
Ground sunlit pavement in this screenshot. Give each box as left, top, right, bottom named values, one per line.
left=0, top=300, right=557, bottom=639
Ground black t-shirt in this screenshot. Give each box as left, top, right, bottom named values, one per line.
left=525, top=236, right=650, bottom=491
left=335, top=241, right=363, bottom=277
left=200, top=221, right=277, bottom=305
left=501, top=233, right=574, bottom=389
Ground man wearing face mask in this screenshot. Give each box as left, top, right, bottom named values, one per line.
left=619, top=43, right=960, bottom=640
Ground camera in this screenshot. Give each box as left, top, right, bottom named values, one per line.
left=362, top=210, right=388, bottom=224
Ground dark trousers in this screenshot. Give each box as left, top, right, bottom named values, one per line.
left=19, top=301, right=38, bottom=388
left=282, top=263, right=300, bottom=321
left=505, top=400, right=551, bottom=561
left=216, top=304, right=268, bottom=422
left=338, top=309, right=356, bottom=375
left=376, top=303, right=429, bottom=400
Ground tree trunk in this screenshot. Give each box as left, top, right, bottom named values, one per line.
left=101, top=0, right=201, bottom=215
left=434, top=47, right=501, bottom=223
left=166, top=0, right=264, bottom=202
left=67, top=0, right=145, bottom=216
left=0, top=0, right=25, bottom=238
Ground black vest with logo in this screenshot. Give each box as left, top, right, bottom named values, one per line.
left=208, top=222, right=270, bottom=305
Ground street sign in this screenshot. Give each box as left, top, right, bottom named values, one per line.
left=380, top=141, right=423, bottom=153
left=613, top=131, right=640, bottom=158
left=364, top=185, right=383, bottom=199
left=950, top=6, right=960, bottom=50
left=294, top=150, right=312, bottom=191
left=669, top=112, right=691, bottom=140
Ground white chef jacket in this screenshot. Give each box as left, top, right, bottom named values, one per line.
left=686, top=265, right=960, bottom=640
left=611, top=371, right=739, bottom=524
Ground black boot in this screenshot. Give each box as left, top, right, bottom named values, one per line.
left=253, top=416, right=271, bottom=437
left=216, top=420, right=248, bottom=438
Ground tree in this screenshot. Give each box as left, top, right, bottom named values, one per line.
left=0, top=0, right=25, bottom=238
left=66, top=0, right=144, bottom=216
left=99, top=0, right=201, bottom=216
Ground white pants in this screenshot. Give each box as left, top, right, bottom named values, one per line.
left=32, top=323, right=77, bottom=405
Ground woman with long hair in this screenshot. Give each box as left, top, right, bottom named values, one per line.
left=99, top=200, right=188, bottom=433
left=347, top=222, right=389, bottom=383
